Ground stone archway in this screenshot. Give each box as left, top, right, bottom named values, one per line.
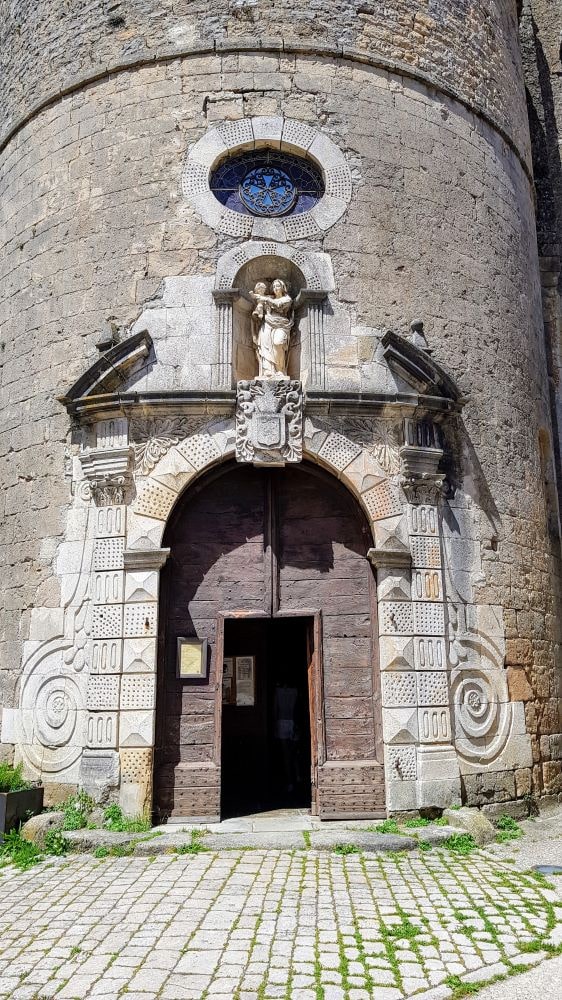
left=153, top=458, right=385, bottom=822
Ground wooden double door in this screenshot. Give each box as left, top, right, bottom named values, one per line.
left=154, top=461, right=385, bottom=821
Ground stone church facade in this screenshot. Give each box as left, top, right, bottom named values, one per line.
left=0, top=2, right=561, bottom=820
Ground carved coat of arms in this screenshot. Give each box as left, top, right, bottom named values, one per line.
left=236, top=378, right=303, bottom=466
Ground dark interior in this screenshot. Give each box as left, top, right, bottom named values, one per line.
left=221, top=616, right=312, bottom=819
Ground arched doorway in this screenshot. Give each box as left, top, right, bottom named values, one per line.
left=154, top=461, right=385, bottom=821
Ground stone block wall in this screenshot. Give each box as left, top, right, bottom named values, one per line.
left=0, top=4, right=560, bottom=808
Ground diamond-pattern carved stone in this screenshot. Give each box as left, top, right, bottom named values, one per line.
left=379, top=636, right=415, bottom=672
left=382, top=707, right=419, bottom=745
left=122, top=637, right=157, bottom=674
left=119, top=710, right=155, bottom=748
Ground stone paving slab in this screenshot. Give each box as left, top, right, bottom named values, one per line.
left=61, top=817, right=461, bottom=856
left=0, top=846, right=560, bottom=999
left=308, top=829, right=418, bottom=851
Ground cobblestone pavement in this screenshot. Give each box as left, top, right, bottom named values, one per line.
left=0, top=847, right=561, bottom=1000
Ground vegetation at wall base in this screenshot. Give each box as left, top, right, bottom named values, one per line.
left=0, top=762, right=32, bottom=793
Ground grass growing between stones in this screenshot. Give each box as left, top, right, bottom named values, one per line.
left=0, top=828, right=42, bottom=870
left=494, top=814, right=523, bottom=843
left=444, top=833, right=478, bottom=855
left=173, top=829, right=208, bottom=854
left=102, top=803, right=151, bottom=833
left=61, top=790, right=95, bottom=831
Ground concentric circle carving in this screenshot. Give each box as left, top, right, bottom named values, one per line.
left=35, top=678, right=78, bottom=748
left=452, top=668, right=512, bottom=762
left=19, top=655, right=85, bottom=774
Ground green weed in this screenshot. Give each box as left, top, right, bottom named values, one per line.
left=94, top=846, right=109, bottom=859
left=444, top=833, right=477, bottom=855
left=102, top=803, right=151, bottom=833
left=383, top=917, right=422, bottom=940
left=403, top=817, right=430, bottom=828
left=302, top=830, right=311, bottom=849
left=0, top=829, right=42, bottom=870
left=417, top=840, right=432, bottom=852
left=174, top=830, right=208, bottom=854
left=333, top=843, right=358, bottom=855
left=62, top=790, right=95, bottom=831
left=0, top=762, right=32, bottom=793
left=518, top=938, right=545, bottom=953
left=495, top=815, right=523, bottom=842
left=445, top=974, right=480, bottom=997
left=44, top=829, right=71, bottom=856
left=434, top=817, right=450, bottom=826
left=376, top=819, right=400, bottom=835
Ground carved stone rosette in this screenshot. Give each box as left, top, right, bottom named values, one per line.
left=236, top=378, right=303, bottom=466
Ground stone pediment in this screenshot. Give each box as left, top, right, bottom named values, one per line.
left=382, top=331, right=462, bottom=403
left=59, top=331, right=153, bottom=408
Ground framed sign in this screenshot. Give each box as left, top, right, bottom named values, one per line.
left=222, top=657, right=234, bottom=704
left=235, top=655, right=255, bottom=706
left=177, top=637, right=208, bottom=680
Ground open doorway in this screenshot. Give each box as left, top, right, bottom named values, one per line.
left=221, top=617, right=313, bottom=819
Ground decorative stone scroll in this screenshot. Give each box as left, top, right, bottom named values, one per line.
left=236, top=378, right=303, bottom=466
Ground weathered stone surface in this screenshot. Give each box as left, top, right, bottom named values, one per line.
left=0, top=1, right=559, bottom=820
left=442, top=807, right=495, bottom=846
left=63, top=829, right=136, bottom=852
left=309, top=830, right=417, bottom=852
left=20, top=811, right=65, bottom=847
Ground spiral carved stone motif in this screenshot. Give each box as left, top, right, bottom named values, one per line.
left=452, top=668, right=512, bottom=763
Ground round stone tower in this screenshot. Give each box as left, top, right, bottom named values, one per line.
left=1, top=1, right=560, bottom=819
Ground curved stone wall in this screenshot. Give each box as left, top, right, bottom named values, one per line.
left=0, top=1, right=528, bottom=161
left=0, top=17, right=559, bottom=803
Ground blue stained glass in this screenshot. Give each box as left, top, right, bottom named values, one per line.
left=210, top=149, right=324, bottom=217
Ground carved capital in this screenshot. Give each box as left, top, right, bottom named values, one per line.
left=401, top=476, right=445, bottom=506
left=124, top=548, right=171, bottom=570
left=80, top=445, right=134, bottom=506
left=367, top=547, right=411, bottom=570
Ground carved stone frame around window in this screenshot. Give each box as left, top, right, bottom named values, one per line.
left=181, top=116, right=353, bottom=242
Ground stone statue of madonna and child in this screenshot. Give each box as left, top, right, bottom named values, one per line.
left=249, top=279, right=294, bottom=379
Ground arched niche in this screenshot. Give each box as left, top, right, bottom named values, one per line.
left=212, top=241, right=334, bottom=390
left=232, top=255, right=307, bottom=382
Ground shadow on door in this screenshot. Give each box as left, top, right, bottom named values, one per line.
left=221, top=617, right=312, bottom=819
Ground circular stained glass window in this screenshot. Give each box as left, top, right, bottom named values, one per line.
left=210, top=149, right=324, bottom=218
